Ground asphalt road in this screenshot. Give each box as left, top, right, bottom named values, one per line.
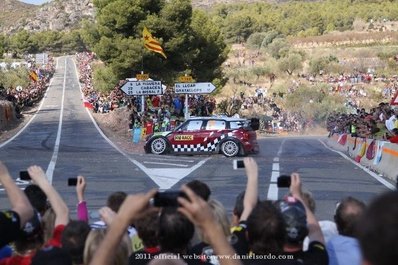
left=0, top=56, right=393, bottom=222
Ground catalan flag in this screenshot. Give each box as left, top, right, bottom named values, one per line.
left=143, top=26, right=167, bottom=59
left=29, top=70, right=38, bottom=82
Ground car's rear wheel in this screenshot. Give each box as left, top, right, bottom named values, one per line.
left=221, top=140, right=240, bottom=157
left=150, top=137, right=169, bottom=155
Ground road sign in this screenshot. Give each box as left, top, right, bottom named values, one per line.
left=174, top=82, right=216, bottom=94
left=178, top=76, right=193, bottom=83
left=120, top=80, right=162, bottom=96
left=35, top=53, right=48, bottom=65
left=136, top=73, right=149, bottom=80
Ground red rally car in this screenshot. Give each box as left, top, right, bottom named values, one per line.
left=144, top=116, right=260, bottom=157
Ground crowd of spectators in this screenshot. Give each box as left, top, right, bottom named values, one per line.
left=0, top=57, right=55, bottom=117
left=326, top=102, right=398, bottom=143
left=1, top=159, right=398, bottom=265
left=76, top=52, right=217, bottom=132
left=234, top=67, right=398, bottom=134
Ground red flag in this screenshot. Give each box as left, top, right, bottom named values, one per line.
left=83, top=99, right=93, bottom=109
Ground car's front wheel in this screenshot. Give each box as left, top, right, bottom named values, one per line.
left=149, top=137, right=169, bottom=155
left=220, top=140, right=240, bottom=157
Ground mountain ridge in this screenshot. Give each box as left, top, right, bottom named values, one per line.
left=2, top=0, right=274, bottom=33
left=1, top=0, right=94, bottom=33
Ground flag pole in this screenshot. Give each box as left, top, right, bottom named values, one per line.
left=141, top=50, right=145, bottom=114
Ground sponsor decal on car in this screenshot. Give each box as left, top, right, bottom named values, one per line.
left=174, top=135, right=194, bottom=141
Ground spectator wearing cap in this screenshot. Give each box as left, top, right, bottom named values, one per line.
left=0, top=165, right=45, bottom=265
left=1, top=164, right=71, bottom=265
left=327, top=197, right=366, bottom=265
left=0, top=211, right=43, bottom=265
left=358, top=191, right=398, bottom=265
left=280, top=173, right=328, bottom=265
left=0, top=161, right=34, bottom=249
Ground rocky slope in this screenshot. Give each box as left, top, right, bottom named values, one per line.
left=1, top=0, right=95, bottom=33
left=2, top=0, right=272, bottom=33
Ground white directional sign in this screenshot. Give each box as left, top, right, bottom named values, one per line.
left=174, top=82, right=216, bottom=94
left=120, top=80, right=162, bottom=95
left=35, top=53, right=48, bottom=65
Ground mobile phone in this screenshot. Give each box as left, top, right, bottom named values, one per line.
left=68, top=178, right=78, bottom=186
left=277, top=175, right=291, bottom=188
left=233, top=160, right=245, bottom=170
left=19, top=171, right=31, bottom=180
left=153, top=191, right=187, bottom=207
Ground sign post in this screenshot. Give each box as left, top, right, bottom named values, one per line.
left=174, top=82, right=216, bottom=119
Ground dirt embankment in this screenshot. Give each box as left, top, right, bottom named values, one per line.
left=91, top=107, right=145, bottom=154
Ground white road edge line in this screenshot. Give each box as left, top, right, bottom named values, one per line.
left=319, top=139, right=395, bottom=190
left=71, top=58, right=211, bottom=188
left=45, top=57, right=67, bottom=184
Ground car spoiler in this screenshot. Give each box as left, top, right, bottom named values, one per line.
left=250, top=118, right=260, bottom=131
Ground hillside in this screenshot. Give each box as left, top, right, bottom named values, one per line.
left=1, top=0, right=94, bottom=33
left=1, top=0, right=297, bottom=33
left=0, top=0, right=38, bottom=31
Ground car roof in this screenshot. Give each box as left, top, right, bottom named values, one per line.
left=187, top=116, right=247, bottom=122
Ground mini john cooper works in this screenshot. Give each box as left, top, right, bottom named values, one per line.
left=144, top=116, right=259, bottom=157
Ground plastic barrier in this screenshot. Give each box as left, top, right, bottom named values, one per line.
left=327, top=134, right=398, bottom=183
left=132, top=127, right=142, bottom=143
left=145, top=122, right=154, bottom=135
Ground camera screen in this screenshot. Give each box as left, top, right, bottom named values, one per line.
left=153, top=191, right=186, bottom=207
left=19, top=171, right=31, bottom=180
left=68, top=178, right=78, bottom=186
left=277, top=175, right=291, bottom=188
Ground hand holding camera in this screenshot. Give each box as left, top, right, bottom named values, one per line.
left=153, top=191, right=188, bottom=207
left=277, top=175, right=291, bottom=188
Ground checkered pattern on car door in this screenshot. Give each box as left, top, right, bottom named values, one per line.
left=172, top=131, right=235, bottom=153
